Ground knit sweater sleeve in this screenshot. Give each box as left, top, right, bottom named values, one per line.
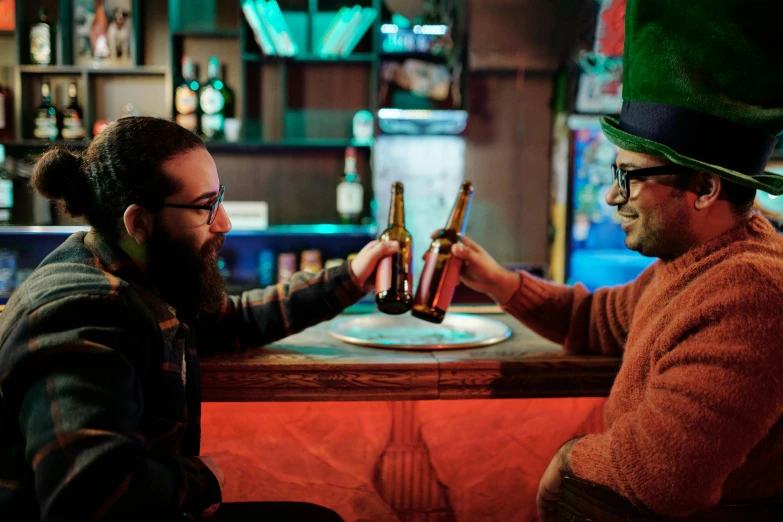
left=501, top=266, right=657, bottom=355
left=569, top=262, right=783, bottom=517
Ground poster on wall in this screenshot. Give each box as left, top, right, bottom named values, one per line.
left=594, top=0, right=626, bottom=57
left=74, top=0, right=134, bottom=66
left=0, top=0, right=15, bottom=31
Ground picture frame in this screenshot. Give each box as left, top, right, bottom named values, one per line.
left=74, top=0, right=134, bottom=66
left=0, top=0, right=15, bottom=31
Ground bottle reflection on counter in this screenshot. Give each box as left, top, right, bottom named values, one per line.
left=412, top=181, right=474, bottom=324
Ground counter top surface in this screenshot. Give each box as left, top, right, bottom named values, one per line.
left=200, top=308, right=622, bottom=402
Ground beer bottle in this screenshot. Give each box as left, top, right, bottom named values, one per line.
left=376, top=182, right=413, bottom=314
left=412, top=181, right=474, bottom=323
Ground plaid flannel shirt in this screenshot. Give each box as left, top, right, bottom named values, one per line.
left=0, top=231, right=364, bottom=521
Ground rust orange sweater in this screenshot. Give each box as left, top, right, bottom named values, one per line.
left=502, top=214, right=783, bottom=517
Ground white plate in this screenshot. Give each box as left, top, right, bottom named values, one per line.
left=328, top=313, right=512, bottom=350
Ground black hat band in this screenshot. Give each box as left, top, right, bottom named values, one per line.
left=619, top=101, right=778, bottom=176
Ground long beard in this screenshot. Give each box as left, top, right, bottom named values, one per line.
left=146, top=227, right=226, bottom=315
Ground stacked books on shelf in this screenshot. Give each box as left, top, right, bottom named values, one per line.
left=242, top=0, right=299, bottom=57
left=317, top=6, right=377, bottom=57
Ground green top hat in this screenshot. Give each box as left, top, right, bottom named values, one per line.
left=600, top=0, right=783, bottom=195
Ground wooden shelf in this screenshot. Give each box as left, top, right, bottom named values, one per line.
left=172, top=29, right=240, bottom=39
left=2, top=140, right=88, bottom=153
left=206, top=139, right=372, bottom=153
left=242, top=52, right=375, bottom=64
left=1, top=139, right=372, bottom=155
left=19, top=65, right=168, bottom=76
left=19, top=65, right=85, bottom=75
left=380, top=51, right=447, bottom=62
left=0, top=224, right=377, bottom=237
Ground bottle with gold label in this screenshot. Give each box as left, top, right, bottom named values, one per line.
left=61, top=82, right=85, bottom=140
left=300, top=249, right=323, bottom=273
left=33, top=81, right=58, bottom=140
left=376, top=182, right=413, bottom=314
left=412, top=181, right=474, bottom=324
left=175, top=56, right=199, bottom=133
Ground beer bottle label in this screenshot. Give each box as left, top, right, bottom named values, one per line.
left=415, top=250, right=438, bottom=305
left=376, top=256, right=392, bottom=293
left=436, top=256, right=463, bottom=309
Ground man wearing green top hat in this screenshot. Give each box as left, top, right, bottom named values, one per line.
left=443, top=0, right=783, bottom=520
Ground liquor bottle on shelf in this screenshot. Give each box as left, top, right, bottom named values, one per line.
left=336, top=146, right=364, bottom=224
left=33, top=81, right=58, bottom=140
left=300, top=250, right=323, bottom=274
left=91, top=0, right=111, bottom=61
left=376, top=182, right=413, bottom=314
left=0, top=68, right=14, bottom=142
left=30, top=7, right=53, bottom=65
left=412, top=181, right=474, bottom=324
left=60, top=82, right=85, bottom=140
left=277, top=252, right=296, bottom=284
left=258, top=249, right=275, bottom=286
left=0, top=145, right=12, bottom=224
left=199, top=57, right=235, bottom=141
left=175, top=56, right=200, bottom=133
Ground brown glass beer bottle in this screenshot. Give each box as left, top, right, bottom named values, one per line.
left=376, top=182, right=414, bottom=314
left=412, top=181, right=474, bottom=323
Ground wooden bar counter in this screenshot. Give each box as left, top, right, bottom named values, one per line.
left=200, top=307, right=622, bottom=402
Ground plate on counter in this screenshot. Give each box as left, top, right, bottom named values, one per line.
left=328, top=313, right=512, bottom=350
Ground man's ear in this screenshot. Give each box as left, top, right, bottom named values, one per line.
left=123, top=204, right=154, bottom=245
left=694, top=172, right=722, bottom=211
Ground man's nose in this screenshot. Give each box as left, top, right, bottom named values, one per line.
left=606, top=179, right=626, bottom=206
left=211, top=204, right=232, bottom=233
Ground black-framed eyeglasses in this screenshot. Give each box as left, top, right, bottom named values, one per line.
left=161, top=185, right=225, bottom=225
left=611, top=164, right=694, bottom=200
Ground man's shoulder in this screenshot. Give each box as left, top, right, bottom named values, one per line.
left=19, top=261, right=130, bottom=312
left=13, top=231, right=135, bottom=312
left=696, top=241, right=783, bottom=303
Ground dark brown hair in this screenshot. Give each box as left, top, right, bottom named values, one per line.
left=674, top=171, right=756, bottom=216
left=32, top=116, right=205, bottom=241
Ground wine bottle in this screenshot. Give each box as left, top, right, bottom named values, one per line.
left=376, top=182, right=413, bottom=314
left=412, top=181, right=474, bottom=324
left=0, top=145, right=12, bottom=224
left=175, top=56, right=200, bottom=133
left=199, top=57, right=234, bottom=140
left=0, top=67, right=14, bottom=141
left=33, top=81, right=58, bottom=140
left=30, top=7, right=52, bottom=65
left=336, top=146, right=363, bottom=224
left=61, top=82, right=85, bottom=140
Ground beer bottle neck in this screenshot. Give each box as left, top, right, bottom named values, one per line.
left=445, top=190, right=472, bottom=234
left=388, top=189, right=405, bottom=227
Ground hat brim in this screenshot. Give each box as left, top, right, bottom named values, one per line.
left=600, top=116, right=783, bottom=196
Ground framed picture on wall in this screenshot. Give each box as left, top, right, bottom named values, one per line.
left=0, top=0, right=15, bottom=31
left=74, top=0, right=134, bottom=66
